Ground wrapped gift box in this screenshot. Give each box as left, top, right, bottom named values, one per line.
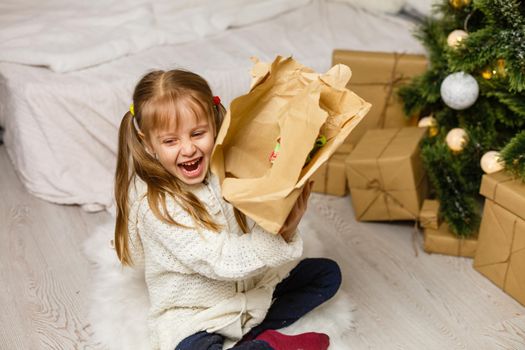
left=424, top=223, right=478, bottom=258
left=419, top=199, right=441, bottom=230
left=345, top=127, right=428, bottom=221
left=311, top=143, right=353, bottom=196
left=474, top=171, right=525, bottom=306
left=332, top=50, right=428, bottom=148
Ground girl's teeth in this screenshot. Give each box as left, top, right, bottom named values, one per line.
left=181, top=159, right=200, bottom=166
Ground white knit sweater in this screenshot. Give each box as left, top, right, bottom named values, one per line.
left=127, top=174, right=303, bottom=350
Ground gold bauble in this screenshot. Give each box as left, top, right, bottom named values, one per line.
left=449, top=0, right=471, bottom=9
left=481, top=67, right=494, bottom=80
left=481, top=58, right=507, bottom=80
left=496, top=58, right=507, bottom=78
left=447, top=30, right=469, bottom=48
left=480, top=151, right=504, bottom=174
left=446, top=128, right=468, bottom=152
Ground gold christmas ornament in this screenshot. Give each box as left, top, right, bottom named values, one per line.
left=449, top=0, right=471, bottom=9
left=418, top=116, right=439, bottom=137
left=481, top=67, right=494, bottom=80
left=447, top=30, right=469, bottom=48
left=481, top=59, right=507, bottom=80
left=480, top=151, right=504, bottom=174
left=496, top=58, right=507, bottom=78
left=446, top=128, right=468, bottom=152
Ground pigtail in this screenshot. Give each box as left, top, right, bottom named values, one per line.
left=114, top=112, right=134, bottom=265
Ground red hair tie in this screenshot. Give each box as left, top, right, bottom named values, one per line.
left=213, top=96, right=221, bottom=106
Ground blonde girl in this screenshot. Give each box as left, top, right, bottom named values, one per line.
left=114, top=69, right=342, bottom=350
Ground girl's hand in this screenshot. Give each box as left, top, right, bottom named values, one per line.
left=279, top=181, right=314, bottom=242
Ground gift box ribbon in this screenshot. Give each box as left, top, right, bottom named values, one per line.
left=475, top=202, right=523, bottom=291
left=351, top=52, right=410, bottom=128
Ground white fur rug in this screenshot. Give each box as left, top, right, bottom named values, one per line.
left=83, top=218, right=355, bottom=350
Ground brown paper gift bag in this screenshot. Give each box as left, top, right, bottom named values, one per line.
left=424, top=223, right=478, bottom=258
left=211, top=56, right=371, bottom=233
left=474, top=172, right=525, bottom=306
left=332, top=50, right=428, bottom=148
left=345, top=127, right=428, bottom=221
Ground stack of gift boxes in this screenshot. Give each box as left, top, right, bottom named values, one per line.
left=311, top=50, right=427, bottom=196
left=314, top=49, right=524, bottom=307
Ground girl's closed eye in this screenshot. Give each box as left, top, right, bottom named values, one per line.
left=163, top=138, right=178, bottom=145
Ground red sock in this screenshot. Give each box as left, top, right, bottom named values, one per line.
left=255, top=329, right=329, bottom=350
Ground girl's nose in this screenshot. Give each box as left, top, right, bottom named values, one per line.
left=180, top=139, right=197, bottom=156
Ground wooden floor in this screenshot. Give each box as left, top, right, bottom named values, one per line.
left=1, top=144, right=524, bottom=350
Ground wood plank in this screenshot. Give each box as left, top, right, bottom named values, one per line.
left=0, top=147, right=105, bottom=350
left=304, top=194, right=525, bottom=350
left=482, top=315, right=525, bottom=350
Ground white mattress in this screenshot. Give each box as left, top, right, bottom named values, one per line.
left=0, top=0, right=424, bottom=210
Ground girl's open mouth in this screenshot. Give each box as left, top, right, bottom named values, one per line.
left=178, top=157, right=204, bottom=178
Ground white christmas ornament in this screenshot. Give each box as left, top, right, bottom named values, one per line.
left=446, top=128, right=468, bottom=152
left=440, top=72, right=479, bottom=110
left=418, top=116, right=437, bottom=128
left=480, top=151, right=504, bottom=174
left=447, top=29, right=469, bottom=48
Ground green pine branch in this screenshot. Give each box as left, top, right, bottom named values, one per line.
left=421, top=138, right=480, bottom=236
left=500, top=130, right=525, bottom=181
left=398, top=0, right=525, bottom=237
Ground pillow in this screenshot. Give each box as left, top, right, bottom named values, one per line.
left=154, top=0, right=312, bottom=39
left=327, top=0, right=406, bottom=14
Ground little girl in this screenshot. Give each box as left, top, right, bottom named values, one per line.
left=114, top=69, right=342, bottom=350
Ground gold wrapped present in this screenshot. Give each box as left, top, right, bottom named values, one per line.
left=474, top=172, right=525, bottom=306
left=424, top=223, right=478, bottom=258
left=311, top=143, right=353, bottom=196
left=332, top=50, right=428, bottom=148
left=345, top=127, right=428, bottom=221
left=419, top=199, right=441, bottom=230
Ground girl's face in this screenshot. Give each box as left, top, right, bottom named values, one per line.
left=148, top=108, right=215, bottom=186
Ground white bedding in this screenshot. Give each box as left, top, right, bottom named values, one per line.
left=0, top=0, right=310, bottom=72
left=0, top=0, right=424, bottom=210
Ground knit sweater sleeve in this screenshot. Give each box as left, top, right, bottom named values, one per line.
left=138, top=198, right=302, bottom=281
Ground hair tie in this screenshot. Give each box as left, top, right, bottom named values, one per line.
left=213, top=96, right=221, bottom=106
left=128, top=103, right=143, bottom=135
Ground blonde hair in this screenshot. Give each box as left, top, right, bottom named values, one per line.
left=115, top=69, right=248, bottom=265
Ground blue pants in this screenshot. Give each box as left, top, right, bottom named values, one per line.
left=175, top=258, right=342, bottom=350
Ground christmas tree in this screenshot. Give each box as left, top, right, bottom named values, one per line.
left=399, top=0, right=525, bottom=237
